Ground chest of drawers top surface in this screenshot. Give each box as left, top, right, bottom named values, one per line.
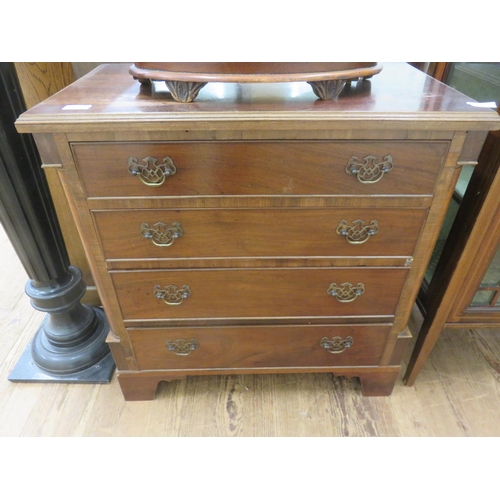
left=15, top=63, right=500, bottom=133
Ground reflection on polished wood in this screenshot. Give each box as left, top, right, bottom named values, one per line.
left=129, top=62, right=383, bottom=102
left=16, top=63, right=500, bottom=132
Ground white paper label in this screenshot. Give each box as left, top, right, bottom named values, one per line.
left=62, top=104, right=92, bottom=110
left=467, top=101, right=497, bottom=108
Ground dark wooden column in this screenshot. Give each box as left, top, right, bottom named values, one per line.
left=0, top=62, right=114, bottom=383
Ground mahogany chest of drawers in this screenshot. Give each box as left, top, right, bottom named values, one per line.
left=16, top=63, right=500, bottom=400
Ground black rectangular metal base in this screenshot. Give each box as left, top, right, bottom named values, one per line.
left=8, top=341, right=116, bottom=383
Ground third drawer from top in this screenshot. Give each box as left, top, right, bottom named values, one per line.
left=111, top=267, right=409, bottom=322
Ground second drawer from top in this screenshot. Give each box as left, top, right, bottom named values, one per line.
left=93, top=207, right=428, bottom=260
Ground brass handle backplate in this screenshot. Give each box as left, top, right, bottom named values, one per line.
left=166, top=338, right=199, bottom=355
left=128, top=155, right=177, bottom=186
left=320, top=336, right=354, bottom=354
left=328, top=282, right=365, bottom=302
left=154, top=284, right=191, bottom=305
left=141, top=222, right=184, bottom=246
left=336, top=219, right=379, bottom=244
left=345, top=154, right=393, bottom=183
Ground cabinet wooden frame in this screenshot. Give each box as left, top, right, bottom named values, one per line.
left=405, top=130, right=500, bottom=385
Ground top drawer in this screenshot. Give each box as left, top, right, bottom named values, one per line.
left=71, top=141, right=449, bottom=198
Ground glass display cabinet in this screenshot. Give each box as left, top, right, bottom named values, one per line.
left=405, top=63, right=500, bottom=385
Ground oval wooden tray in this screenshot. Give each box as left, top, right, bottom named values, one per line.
left=129, top=62, right=383, bottom=103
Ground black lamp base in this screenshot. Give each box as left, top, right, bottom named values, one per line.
left=0, top=63, right=115, bottom=386
left=9, top=303, right=115, bottom=384
left=8, top=343, right=115, bottom=384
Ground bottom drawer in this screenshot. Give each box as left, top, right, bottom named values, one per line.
left=127, top=324, right=391, bottom=370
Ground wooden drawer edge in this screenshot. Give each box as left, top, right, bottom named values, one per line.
left=87, top=195, right=434, bottom=210
left=389, top=328, right=413, bottom=365
left=123, top=316, right=396, bottom=328
left=106, top=257, right=414, bottom=270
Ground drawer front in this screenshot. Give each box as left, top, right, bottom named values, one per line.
left=94, top=207, right=427, bottom=260
left=111, top=268, right=409, bottom=320
left=73, top=141, right=449, bottom=197
left=128, top=324, right=390, bottom=370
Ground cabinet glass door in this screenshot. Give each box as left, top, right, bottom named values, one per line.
left=470, top=244, right=500, bottom=307
left=423, top=62, right=500, bottom=290
left=446, top=63, right=500, bottom=102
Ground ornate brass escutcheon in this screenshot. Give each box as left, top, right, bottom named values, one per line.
left=166, top=338, right=199, bottom=355
left=320, top=336, right=354, bottom=354
left=328, top=282, right=365, bottom=302
left=336, top=219, right=379, bottom=244
left=154, top=284, right=192, bottom=305
left=345, top=154, right=393, bottom=183
left=141, top=222, right=184, bottom=246
left=128, top=156, right=177, bottom=186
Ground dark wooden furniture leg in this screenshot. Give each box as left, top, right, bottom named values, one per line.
left=117, top=373, right=186, bottom=401
left=359, top=369, right=400, bottom=396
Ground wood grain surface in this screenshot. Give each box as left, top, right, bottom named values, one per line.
left=15, top=63, right=500, bottom=133
left=127, top=324, right=390, bottom=370
left=93, top=207, right=428, bottom=261
left=72, top=140, right=448, bottom=198
left=12, top=63, right=500, bottom=402
left=111, top=267, right=409, bottom=321
left=1, top=220, right=500, bottom=436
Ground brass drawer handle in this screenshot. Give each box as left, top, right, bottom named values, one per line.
left=328, top=282, right=365, bottom=302
left=336, top=219, right=379, bottom=244
left=345, top=154, right=393, bottom=183
left=128, top=155, right=177, bottom=186
left=141, top=222, right=184, bottom=246
left=154, top=284, right=191, bottom=305
left=320, top=336, right=354, bottom=354
left=166, top=338, right=199, bottom=355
